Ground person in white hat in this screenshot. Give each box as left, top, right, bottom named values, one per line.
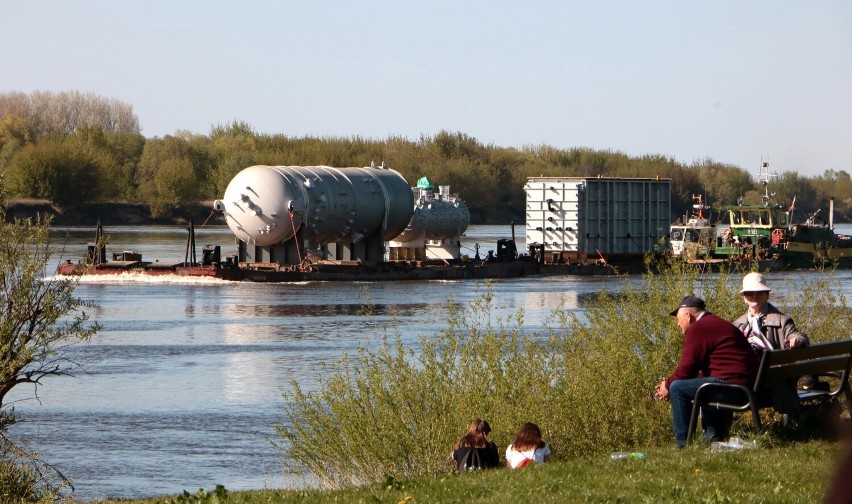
left=733, top=271, right=809, bottom=414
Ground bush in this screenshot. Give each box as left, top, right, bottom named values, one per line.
left=276, top=264, right=851, bottom=488
left=4, top=138, right=105, bottom=207
left=0, top=440, right=63, bottom=504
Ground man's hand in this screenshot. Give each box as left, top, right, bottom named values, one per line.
left=655, top=379, right=669, bottom=401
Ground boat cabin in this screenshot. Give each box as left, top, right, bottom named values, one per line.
left=725, top=205, right=790, bottom=229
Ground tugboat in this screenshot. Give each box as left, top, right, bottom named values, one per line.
left=781, top=198, right=852, bottom=268
left=712, top=161, right=851, bottom=269
left=669, top=194, right=714, bottom=259
left=711, top=162, right=790, bottom=264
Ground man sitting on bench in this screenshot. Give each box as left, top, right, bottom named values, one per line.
left=655, top=296, right=760, bottom=448
left=733, top=272, right=812, bottom=415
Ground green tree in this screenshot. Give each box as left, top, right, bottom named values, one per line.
left=693, top=159, right=753, bottom=212
left=772, top=172, right=818, bottom=222
left=0, top=115, right=33, bottom=175
left=137, top=133, right=215, bottom=213
left=0, top=213, right=99, bottom=428
left=103, top=131, right=146, bottom=201
left=811, top=170, right=852, bottom=221
left=150, top=157, right=199, bottom=216
left=0, top=185, right=94, bottom=500
left=4, top=138, right=104, bottom=207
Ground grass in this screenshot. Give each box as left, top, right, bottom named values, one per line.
left=78, top=440, right=843, bottom=503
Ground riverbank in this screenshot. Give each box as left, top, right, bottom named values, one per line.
left=3, top=200, right=227, bottom=226
left=78, top=441, right=842, bottom=503
left=4, top=200, right=524, bottom=226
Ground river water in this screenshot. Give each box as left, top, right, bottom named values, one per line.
left=6, top=223, right=852, bottom=501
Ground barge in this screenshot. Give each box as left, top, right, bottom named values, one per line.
left=58, top=166, right=667, bottom=281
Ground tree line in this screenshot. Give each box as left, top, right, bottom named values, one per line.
left=1, top=90, right=850, bottom=223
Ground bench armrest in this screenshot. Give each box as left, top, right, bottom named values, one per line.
left=686, top=381, right=761, bottom=446
left=693, top=381, right=756, bottom=411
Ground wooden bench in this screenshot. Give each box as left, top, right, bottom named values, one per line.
left=685, top=339, right=852, bottom=445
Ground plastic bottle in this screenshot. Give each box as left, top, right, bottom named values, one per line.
left=728, top=437, right=757, bottom=449
left=611, top=451, right=647, bottom=460
left=710, top=441, right=732, bottom=452
left=710, top=437, right=758, bottom=452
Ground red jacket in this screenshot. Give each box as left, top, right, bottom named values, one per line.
left=665, top=312, right=759, bottom=388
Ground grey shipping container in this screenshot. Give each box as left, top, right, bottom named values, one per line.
left=525, top=177, right=671, bottom=258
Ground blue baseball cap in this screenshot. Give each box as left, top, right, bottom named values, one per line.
left=669, top=295, right=706, bottom=316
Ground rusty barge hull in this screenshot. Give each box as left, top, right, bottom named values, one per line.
left=55, top=257, right=558, bottom=282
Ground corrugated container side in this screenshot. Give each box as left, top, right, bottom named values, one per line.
left=525, top=177, right=670, bottom=257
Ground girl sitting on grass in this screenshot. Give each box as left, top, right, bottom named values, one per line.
left=505, top=422, right=551, bottom=469
left=453, top=418, right=500, bottom=471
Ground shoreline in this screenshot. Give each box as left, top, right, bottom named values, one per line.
left=3, top=200, right=518, bottom=226
left=4, top=200, right=227, bottom=226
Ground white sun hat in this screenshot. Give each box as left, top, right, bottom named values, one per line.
left=739, top=272, right=771, bottom=294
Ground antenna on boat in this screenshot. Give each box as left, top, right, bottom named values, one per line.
left=758, top=160, right=778, bottom=205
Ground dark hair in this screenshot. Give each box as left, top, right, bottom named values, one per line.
left=453, top=418, right=492, bottom=450
left=512, top=422, right=545, bottom=452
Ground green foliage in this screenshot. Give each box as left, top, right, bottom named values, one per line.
left=87, top=442, right=839, bottom=504
left=0, top=212, right=100, bottom=420
left=0, top=439, right=64, bottom=504
left=3, top=90, right=851, bottom=221
left=4, top=138, right=106, bottom=207
left=157, top=485, right=228, bottom=504
left=137, top=134, right=214, bottom=217
left=693, top=159, right=754, bottom=213
left=151, top=157, right=200, bottom=217
left=277, top=264, right=850, bottom=489
left=782, top=270, right=852, bottom=343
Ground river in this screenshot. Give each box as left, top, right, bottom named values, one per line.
left=6, top=223, right=852, bottom=501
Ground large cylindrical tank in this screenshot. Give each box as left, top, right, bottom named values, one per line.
left=214, top=165, right=414, bottom=246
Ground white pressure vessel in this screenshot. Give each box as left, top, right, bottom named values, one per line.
left=394, top=186, right=470, bottom=243
left=214, top=164, right=414, bottom=247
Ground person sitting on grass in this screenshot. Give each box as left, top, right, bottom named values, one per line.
left=453, top=418, right=500, bottom=471
left=505, top=422, right=551, bottom=468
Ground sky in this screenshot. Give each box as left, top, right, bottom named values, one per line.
left=1, top=1, right=851, bottom=178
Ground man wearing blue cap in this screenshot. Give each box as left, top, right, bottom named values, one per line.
left=655, top=295, right=760, bottom=448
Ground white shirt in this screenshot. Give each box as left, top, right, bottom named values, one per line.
left=505, top=443, right=551, bottom=468
left=746, top=312, right=773, bottom=350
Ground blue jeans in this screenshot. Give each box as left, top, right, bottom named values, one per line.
left=669, top=377, right=734, bottom=448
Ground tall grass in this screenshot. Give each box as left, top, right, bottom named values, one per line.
left=276, top=263, right=851, bottom=489
left=0, top=438, right=63, bottom=504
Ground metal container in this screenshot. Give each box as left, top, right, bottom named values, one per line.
left=525, top=177, right=671, bottom=257
left=214, top=164, right=414, bottom=247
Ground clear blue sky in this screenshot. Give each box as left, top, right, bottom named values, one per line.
left=2, top=1, right=850, bottom=177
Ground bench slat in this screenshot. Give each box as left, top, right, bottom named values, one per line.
left=798, top=389, right=832, bottom=402
left=764, top=356, right=852, bottom=382
left=764, top=340, right=852, bottom=366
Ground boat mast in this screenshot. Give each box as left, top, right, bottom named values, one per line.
left=758, top=160, right=776, bottom=206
